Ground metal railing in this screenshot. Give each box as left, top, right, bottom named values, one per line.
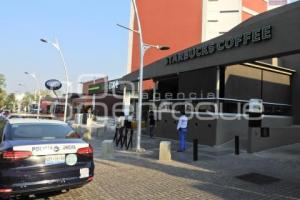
left=146, top=98, right=292, bottom=116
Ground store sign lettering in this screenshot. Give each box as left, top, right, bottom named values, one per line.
left=166, top=25, right=272, bottom=65
left=88, top=83, right=105, bottom=95
left=108, top=80, right=120, bottom=90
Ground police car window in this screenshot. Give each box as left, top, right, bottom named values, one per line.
left=9, top=124, right=75, bottom=140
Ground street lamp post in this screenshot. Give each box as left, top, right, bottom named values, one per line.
left=12, top=90, right=19, bottom=113
left=18, top=83, right=31, bottom=112
left=129, top=0, right=170, bottom=151
left=40, top=38, right=70, bottom=122
left=24, top=72, right=41, bottom=119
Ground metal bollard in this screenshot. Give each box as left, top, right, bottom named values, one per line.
left=235, top=136, right=239, bottom=155
left=193, top=139, right=198, bottom=161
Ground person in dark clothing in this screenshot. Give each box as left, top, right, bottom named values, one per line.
left=149, top=111, right=155, bottom=138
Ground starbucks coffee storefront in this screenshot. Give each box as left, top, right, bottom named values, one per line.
left=123, top=2, right=300, bottom=152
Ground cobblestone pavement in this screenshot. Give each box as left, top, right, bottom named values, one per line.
left=31, top=129, right=300, bottom=200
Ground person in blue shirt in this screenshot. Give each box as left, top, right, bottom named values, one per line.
left=177, top=109, right=188, bottom=152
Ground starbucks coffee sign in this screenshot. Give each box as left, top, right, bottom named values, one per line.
left=166, top=25, right=272, bottom=65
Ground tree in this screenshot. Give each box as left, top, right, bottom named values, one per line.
left=21, top=92, right=35, bottom=108
left=4, top=93, right=16, bottom=111
left=0, top=74, right=6, bottom=109
left=39, top=90, right=52, bottom=99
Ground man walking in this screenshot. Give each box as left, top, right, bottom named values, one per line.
left=177, top=109, right=188, bottom=152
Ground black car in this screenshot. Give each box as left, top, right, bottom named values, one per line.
left=0, top=119, right=94, bottom=199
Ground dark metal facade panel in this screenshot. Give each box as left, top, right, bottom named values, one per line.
left=225, top=65, right=262, bottom=100
left=279, top=54, right=300, bottom=124
left=224, top=64, right=291, bottom=104
left=178, top=68, right=217, bottom=98
left=262, top=71, right=291, bottom=104
left=153, top=112, right=217, bottom=145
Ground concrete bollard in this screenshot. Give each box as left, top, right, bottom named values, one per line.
left=101, top=140, right=114, bottom=159
left=159, top=141, right=172, bottom=161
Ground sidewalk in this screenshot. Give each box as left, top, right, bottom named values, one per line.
left=88, top=128, right=300, bottom=200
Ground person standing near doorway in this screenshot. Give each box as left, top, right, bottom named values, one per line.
left=149, top=111, right=155, bottom=138
left=177, top=109, right=188, bottom=152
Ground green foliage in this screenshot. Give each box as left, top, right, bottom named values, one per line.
left=0, top=74, right=5, bottom=88
left=39, top=90, right=52, bottom=98
left=21, top=92, right=34, bottom=107
left=4, top=93, right=16, bottom=111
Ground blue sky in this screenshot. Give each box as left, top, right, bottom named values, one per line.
left=0, top=0, right=131, bottom=93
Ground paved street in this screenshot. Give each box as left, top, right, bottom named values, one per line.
left=30, top=130, right=300, bottom=200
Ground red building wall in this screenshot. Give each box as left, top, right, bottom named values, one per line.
left=242, top=0, right=267, bottom=21
left=243, top=0, right=267, bottom=13
left=130, top=0, right=203, bottom=90
left=242, top=12, right=253, bottom=21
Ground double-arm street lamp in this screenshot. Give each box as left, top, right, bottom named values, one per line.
left=24, top=72, right=41, bottom=119
left=18, top=83, right=32, bottom=112
left=40, top=38, right=70, bottom=122
left=119, top=0, right=170, bottom=151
